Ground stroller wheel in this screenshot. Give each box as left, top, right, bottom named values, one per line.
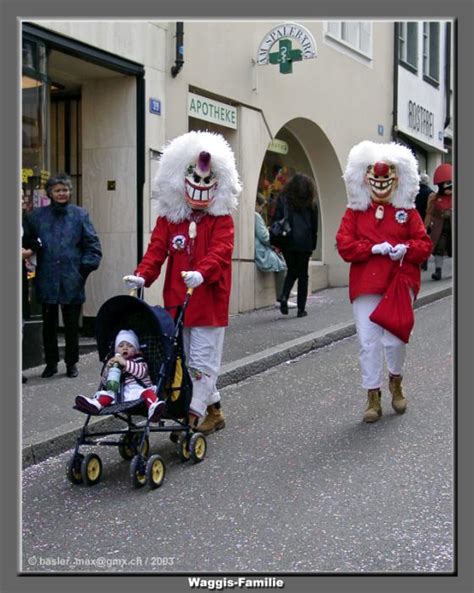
left=146, top=455, right=166, bottom=489
left=189, top=433, right=207, bottom=464
left=119, top=433, right=150, bottom=460
left=81, top=453, right=103, bottom=486
left=177, top=433, right=191, bottom=462
left=130, top=455, right=147, bottom=488
left=66, top=453, right=84, bottom=485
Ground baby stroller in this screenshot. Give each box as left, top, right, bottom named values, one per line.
left=66, top=288, right=207, bottom=490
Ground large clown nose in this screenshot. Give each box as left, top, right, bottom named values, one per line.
left=197, top=151, right=211, bottom=174
left=373, top=161, right=390, bottom=177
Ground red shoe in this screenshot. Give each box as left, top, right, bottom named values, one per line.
left=75, top=395, right=103, bottom=415
left=148, top=400, right=166, bottom=423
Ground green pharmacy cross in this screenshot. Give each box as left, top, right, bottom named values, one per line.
left=269, top=39, right=303, bottom=74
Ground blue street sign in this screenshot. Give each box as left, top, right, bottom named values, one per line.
left=149, top=98, right=161, bottom=115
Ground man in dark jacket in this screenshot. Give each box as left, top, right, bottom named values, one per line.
left=415, top=173, right=433, bottom=221
left=24, top=174, right=102, bottom=378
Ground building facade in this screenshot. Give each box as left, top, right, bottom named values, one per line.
left=21, top=20, right=453, bottom=365
left=394, top=21, right=453, bottom=175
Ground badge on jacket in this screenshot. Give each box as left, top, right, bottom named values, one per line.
left=171, top=235, right=186, bottom=251
left=395, top=210, right=408, bottom=224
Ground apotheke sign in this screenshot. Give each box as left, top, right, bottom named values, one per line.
left=188, top=93, right=237, bottom=129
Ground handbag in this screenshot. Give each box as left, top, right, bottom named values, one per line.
left=369, top=267, right=415, bottom=343
left=269, top=199, right=292, bottom=248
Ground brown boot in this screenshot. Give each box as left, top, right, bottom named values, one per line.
left=197, top=404, right=226, bottom=436
left=389, top=374, right=407, bottom=414
left=363, top=389, right=382, bottom=423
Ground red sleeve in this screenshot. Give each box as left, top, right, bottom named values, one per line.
left=135, top=217, right=169, bottom=287
left=404, top=210, right=433, bottom=264
left=125, top=359, right=149, bottom=380
left=195, top=215, right=234, bottom=283
left=335, top=208, right=373, bottom=263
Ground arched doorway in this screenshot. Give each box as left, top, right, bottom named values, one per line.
left=256, top=117, right=347, bottom=288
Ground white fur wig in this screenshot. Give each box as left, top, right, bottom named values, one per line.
left=152, top=131, right=242, bottom=223
left=343, top=140, right=420, bottom=210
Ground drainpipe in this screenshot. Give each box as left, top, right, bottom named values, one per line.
left=136, top=74, right=145, bottom=262
left=443, top=22, right=452, bottom=130
left=171, top=22, right=184, bottom=77
left=392, top=22, right=399, bottom=141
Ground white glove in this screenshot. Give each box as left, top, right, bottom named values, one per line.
left=389, top=244, right=408, bottom=261
left=182, top=271, right=204, bottom=288
left=123, top=275, right=145, bottom=289
left=371, top=242, right=392, bottom=256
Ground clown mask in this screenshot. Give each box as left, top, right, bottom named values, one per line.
left=365, top=161, right=398, bottom=204
left=185, top=151, right=218, bottom=210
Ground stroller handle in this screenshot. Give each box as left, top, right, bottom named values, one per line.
left=129, top=287, right=144, bottom=299
left=128, top=285, right=192, bottom=300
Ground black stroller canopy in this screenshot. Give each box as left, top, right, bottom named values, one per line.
left=95, top=295, right=175, bottom=365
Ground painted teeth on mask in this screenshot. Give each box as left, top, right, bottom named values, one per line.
left=370, top=180, right=392, bottom=191
left=191, top=188, right=209, bottom=202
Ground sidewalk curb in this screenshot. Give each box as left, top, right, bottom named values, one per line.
left=22, top=285, right=452, bottom=469
left=217, top=321, right=356, bottom=389
left=217, top=284, right=452, bottom=389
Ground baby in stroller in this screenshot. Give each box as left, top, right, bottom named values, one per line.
left=74, top=329, right=166, bottom=423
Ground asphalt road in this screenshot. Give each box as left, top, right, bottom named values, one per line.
left=22, top=296, right=453, bottom=574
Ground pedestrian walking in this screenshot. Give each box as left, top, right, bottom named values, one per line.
left=336, top=141, right=432, bottom=423
left=254, top=193, right=296, bottom=309
left=24, top=173, right=102, bottom=379
left=415, top=173, right=433, bottom=222
left=271, top=173, right=318, bottom=318
left=424, top=163, right=453, bottom=281
left=124, top=131, right=242, bottom=436
left=415, top=173, right=433, bottom=271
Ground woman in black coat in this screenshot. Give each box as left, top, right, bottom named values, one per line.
left=272, top=173, right=318, bottom=317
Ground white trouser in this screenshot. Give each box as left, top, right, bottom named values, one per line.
left=352, top=294, right=407, bottom=390
left=182, top=326, right=225, bottom=417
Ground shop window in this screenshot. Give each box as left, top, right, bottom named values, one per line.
left=398, top=22, right=418, bottom=72
left=22, top=38, right=50, bottom=199
left=423, top=22, right=440, bottom=86
left=22, top=37, right=51, bottom=320
left=50, top=97, right=82, bottom=205
left=325, top=21, right=372, bottom=59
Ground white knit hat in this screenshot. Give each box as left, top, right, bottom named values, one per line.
left=115, top=329, right=139, bottom=352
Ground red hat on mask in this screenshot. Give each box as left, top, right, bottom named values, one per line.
left=433, top=163, right=452, bottom=186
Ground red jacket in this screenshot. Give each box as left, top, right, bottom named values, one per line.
left=136, top=214, right=234, bottom=327
left=336, top=203, right=432, bottom=302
